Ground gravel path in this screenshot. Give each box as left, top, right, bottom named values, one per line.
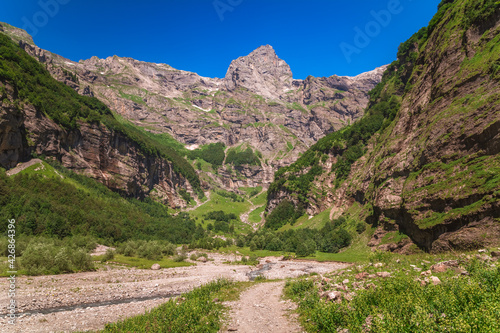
left=221, top=281, right=304, bottom=333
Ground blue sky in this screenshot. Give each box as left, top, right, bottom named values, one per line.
left=0, top=0, right=440, bottom=79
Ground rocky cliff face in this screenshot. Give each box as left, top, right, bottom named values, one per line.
left=0, top=23, right=384, bottom=191
left=225, top=45, right=293, bottom=99
left=268, top=0, right=500, bottom=252
left=0, top=80, right=193, bottom=208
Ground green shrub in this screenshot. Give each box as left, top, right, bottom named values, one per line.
left=188, top=143, right=226, bottom=169
left=356, top=222, right=367, bottom=234
left=178, top=188, right=192, bottom=203
left=173, top=254, right=187, bottom=262
left=264, top=200, right=305, bottom=230
left=101, top=248, right=115, bottom=263
left=20, top=241, right=94, bottom=275
left=226, top=147, right=261, bottom=166
left=137, top=241, right=163, bottom=260
left=163, top=243, right=177, bottom=256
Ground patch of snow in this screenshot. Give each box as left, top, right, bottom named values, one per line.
left=192, top=104, right=211, bottom=112
left=64, top=61, right=74, bottom=66
left=186, top=144, right=199, bottom=151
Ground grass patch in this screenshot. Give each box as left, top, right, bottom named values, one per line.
left=380, top=231, right=409, bottom=245
left=102, top=279, right=254, bottom=333
left=250, top=190, right=267, bottom=206
left=94, top=254, right=193, bottom=269
left=248, top=206, right=265, bottom=224
left=285, top=252, right=500, bottom=332
left=189, top=191, right=252, bottom=235
left=280, top=209, right=331, bottom=231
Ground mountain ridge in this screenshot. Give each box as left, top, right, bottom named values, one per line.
left=0, top=22, right=385, bottom=202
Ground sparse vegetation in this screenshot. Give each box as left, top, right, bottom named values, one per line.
left=101, top=279, right=249, bottom=333
left=285, top=255, right=500, bottom=332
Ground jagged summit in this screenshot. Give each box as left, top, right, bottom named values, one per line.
left=224, top=45, right=293, bottom=99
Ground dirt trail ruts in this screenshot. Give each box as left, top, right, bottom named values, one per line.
left=221, top=281, right=304, bottom=333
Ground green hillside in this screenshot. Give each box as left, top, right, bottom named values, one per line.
left=0, top=32, right=201, bottom=193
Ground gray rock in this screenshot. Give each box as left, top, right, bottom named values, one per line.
left=430, top=276, right=441, bottom=285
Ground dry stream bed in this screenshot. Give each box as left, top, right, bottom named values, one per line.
left=0, top=253, right=347, bottom=332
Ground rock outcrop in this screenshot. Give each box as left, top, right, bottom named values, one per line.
left=225, top=45, right=293, bottom=99
left=0, top=82, right=193, bottom=208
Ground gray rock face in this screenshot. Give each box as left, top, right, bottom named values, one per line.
left=225, top=45, right=293, bottom=100
left=0, top=83, right=194, bottom=209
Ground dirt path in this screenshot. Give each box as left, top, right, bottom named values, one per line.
left=185, top=191, right=211, bottom=212
left=239, top=201, right=260, bottom=231
left=221, top=281, right=304, bottom=333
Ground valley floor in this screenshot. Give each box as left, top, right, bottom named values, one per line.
left=1, top=253, right=347, bottom=332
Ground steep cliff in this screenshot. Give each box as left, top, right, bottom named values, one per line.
left=0, top=32, right=199, bottom=208
left=267, top=0, right=500, bottom=252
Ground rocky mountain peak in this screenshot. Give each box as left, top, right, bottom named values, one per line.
left=224, top=45, right=293, bottom=99
left=0, top=22, right=34, bottom=45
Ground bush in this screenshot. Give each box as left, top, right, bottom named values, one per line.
left=140, top=241, right=165, bottom=260
left=225, top=147, right=261, bottom=166
left=356, top=222, right=367, bottom=234
left=163, top=243, right=177, bottom=256
left=21, top=241, right=94, bottom=275
left=101, top=248, right=115, bottom=263
left=173, top=254, right=187, bottom=262
left=264, top=200, right=305, bottom=230
left=178, top=188, right=192, bottom=203
left=188, top=143, right=226, bottom=169
left=296, top=239, right=316, bottom=257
